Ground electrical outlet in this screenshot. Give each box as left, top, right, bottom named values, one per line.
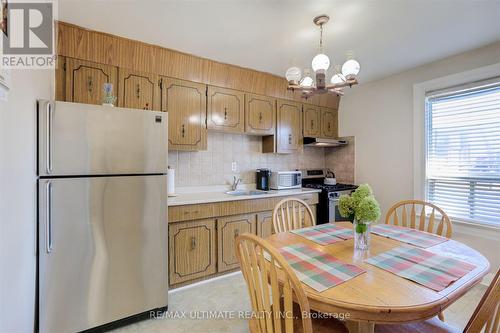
left=231, top=162, right=237, bottom=172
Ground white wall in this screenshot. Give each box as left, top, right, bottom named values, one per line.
left=0, top=70, right=53, bottom=332
left=339, top=41, right=500, bottom=270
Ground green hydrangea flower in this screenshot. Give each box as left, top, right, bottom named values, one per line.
left=355, top=196, right=381, bottom=223
left=338, top=194, right=354, bottom=218
left=351, top=184, right=373, bottom=207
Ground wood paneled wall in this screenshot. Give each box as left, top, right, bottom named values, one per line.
left=56, top=21, right=339, bottom=109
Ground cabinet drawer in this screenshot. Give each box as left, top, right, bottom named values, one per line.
left=169, top=219, right=217, bottom=285
left=169, top=204, right=214, bottom=222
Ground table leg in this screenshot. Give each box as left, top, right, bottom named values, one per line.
left=345, top=321, right=375, bottom=333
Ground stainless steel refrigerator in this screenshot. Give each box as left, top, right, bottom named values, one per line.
left=37, top=100, right=168, bottom=333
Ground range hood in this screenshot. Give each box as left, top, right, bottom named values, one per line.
left=303, top=137, right=348, bottom=147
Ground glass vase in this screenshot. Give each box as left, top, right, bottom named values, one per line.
left=353, top=219, right=372, bottom=250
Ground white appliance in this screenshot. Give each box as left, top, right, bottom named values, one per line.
left=37, top=100, right=168, bottom=333
left=269, top=170, right=302, bottom=190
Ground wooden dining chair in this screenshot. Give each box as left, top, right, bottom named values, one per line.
left=375, top=269, right=499, bottom=333
left=385, top=200, right=453, bottom=238
left=273, top=198, right=315, bottom=233
left=235, top=233, right=348, bottom=333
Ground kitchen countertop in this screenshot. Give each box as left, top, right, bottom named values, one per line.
left=168, top=188, right=321, bottom=206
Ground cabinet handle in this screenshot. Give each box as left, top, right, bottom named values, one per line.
left=310, top=120, right=314, bottom=129
left=258, top=112, right=263, bottom=123
left=234, top=229, right=239, bottom=238
left=328, top=123, right=331, bottom=131
left=190, top=237, right=197, bottom=250
left=87, top=76, right=93, bottom=93
left=136, top=84, right=141, bottom=98
left=224, top=107, right=228, bottom=120
left=181, top=124, right=185, bottom=138
left=288, top=134, right=292, bottom=144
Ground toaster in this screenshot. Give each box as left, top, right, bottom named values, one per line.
left=269, top=170, right=302, bottom=190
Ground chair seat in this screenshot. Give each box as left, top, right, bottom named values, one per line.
left=249, top=302, right=348, bottom=333
left=375, top=317, right=461, bottom=333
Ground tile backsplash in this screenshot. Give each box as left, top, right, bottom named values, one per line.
left=325, top=136, right=355, bottom=184
left=168, top=132, right=327, bottom=187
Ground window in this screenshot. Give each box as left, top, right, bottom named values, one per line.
left=425, top=79, right=500, bottom=227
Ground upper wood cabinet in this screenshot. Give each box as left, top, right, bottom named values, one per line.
left=169, top=219, right=216, bottom=285
left=217, top=214, right=256, bottom=272
left=65, top=58, right=118, bottom=105
left=118, top=69, right=160, bottom=110
left=161, top=77, right=207, bottom=151
left=207, top=86, right=244, bottom=133
left=321, top=107, right=338, bottom=138
left=303, top=104, right=321, bottom=137
left=274, top=100, right=303, bottom=154
left=244, top=93, right=276, bottom=135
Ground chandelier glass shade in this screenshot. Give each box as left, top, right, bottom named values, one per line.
left=286, top=15, right=360, bottom=97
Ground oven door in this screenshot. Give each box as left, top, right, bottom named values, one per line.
left=328, top=192, right=355, bottom=223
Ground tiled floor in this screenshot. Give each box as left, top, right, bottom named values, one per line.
left=111, top=272, right=487, bottom=333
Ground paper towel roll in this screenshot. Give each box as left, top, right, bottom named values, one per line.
left=167, top=167, right=175, bottom=195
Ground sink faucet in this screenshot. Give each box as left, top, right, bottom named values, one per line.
left=231, top=176, right=242, bottom=191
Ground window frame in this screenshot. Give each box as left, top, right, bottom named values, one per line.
left=413, top=63, right=500, bottom=230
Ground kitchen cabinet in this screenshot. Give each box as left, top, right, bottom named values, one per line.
left=207, top=86, right=244, bottom=133
left=303, top=104, right=321, bottom=137
left=169, top=219, right=217, bottom=285
left=118, top=69, right=160, bottom=110
left=167, top=192, right=318, bottom=287
left=217, top=214, right=256, bottom=272
left=65, top=58, right=118, bottom=105
left=321, top=107, right=338, bottom=138
left=257, top=211, right=274, bottom=239
left=244, top=93, right=276, bottom=135
left=264, top=99, right=302, bottom=154
left=161, top=77, right=207, bottom=151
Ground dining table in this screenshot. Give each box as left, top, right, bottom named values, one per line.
left=266, top=222, right=490, bottom=333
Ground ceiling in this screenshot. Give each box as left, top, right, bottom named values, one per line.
left=58, top=0, right=500, bottom=83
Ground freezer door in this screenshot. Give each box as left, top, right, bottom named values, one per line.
left=38, top=176, right=168, bottom=333
left=38, top=100, right=168, bottom=176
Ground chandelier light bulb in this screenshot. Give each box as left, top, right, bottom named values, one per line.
left=330, top=73, right=346, bottom=84
left=311, top=53, right=330, bottom=72
left=285, top=67, right=302, bottom=84
left=299, top=69, right=314, bottom=87
left=341, top=59, right=360, bottom=79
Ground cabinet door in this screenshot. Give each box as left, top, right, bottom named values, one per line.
left=207, top=86, right=244, bottom=133
left=276, top=100, right=303, bottom=153
left=65, top=58, right=118, bottom=105
left=118, top=69, right=160, bottom=111
left=321, top=108, right=338, bottom=138
left=257, top=211, right=273, bottom=239
left=169, top=219, right=216, bottom=285
left=161, top=77, right=207, bottom=151
left=217, top=214, right=256, bottom=272
left=244, top=93, right=276, bottom=135
left=303, top=104, right=321, bottom=137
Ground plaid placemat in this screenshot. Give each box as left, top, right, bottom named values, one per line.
left=280, top=243, right=366, bottom=292
left=371, top=224, right=448, bottom=248
left=291, top=224, right=353, bottom=245
left=365, top=246, right=476, bottom=291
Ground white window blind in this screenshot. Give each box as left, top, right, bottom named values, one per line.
left=425, top=79, right=500, bottom=227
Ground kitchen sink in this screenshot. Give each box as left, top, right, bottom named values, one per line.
left=225, top=190, right=268, bottom=196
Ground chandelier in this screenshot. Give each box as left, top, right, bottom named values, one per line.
left=285, top=15, right=360, bottom=97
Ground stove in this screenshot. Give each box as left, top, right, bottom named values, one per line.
left=301, top=169, right=357, bottom=224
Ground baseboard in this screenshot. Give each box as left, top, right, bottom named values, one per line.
left=169, top=271, right=242, bottom=294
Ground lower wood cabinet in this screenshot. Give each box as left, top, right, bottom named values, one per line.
left=217, top=214, right=256, bottom=272
left=169, top=219, right=217, bottom=285
left=257, top=211, right=273, bottom=239
left=168, top=193, right=318, bottom=287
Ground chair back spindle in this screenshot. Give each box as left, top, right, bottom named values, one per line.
left=273, top=198, right=315, bottom=234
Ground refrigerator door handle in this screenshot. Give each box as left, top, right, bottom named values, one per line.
left=46, top=181, right=53, bottom=253
left=46, top=102, right=53, bottom=174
